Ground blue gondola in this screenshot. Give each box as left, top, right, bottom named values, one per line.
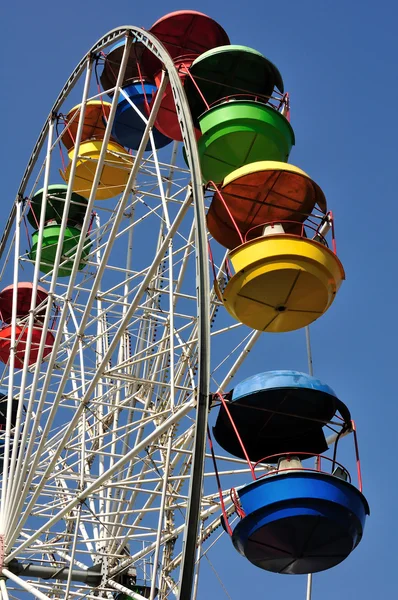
left=112, top=83, right=172, bottom=151
left=232, top=470, right=369, bottom=574
left=213, top=371, right=369, bottom=574
left=213, top=370, right=351, bottom=462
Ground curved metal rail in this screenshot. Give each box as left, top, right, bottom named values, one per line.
left=2, top=27, right=211, bottom=600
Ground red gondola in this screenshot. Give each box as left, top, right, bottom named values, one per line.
left=0, top=283, right=49, bottom=324
left=0, top=325, right=55, bottom=368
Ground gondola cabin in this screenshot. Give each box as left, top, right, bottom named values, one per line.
left=62, top=138, right=133, bottom=200
left=114, top=586, right=155, bottom=600
left=112, top=82, right=172, bottom=150
left=27, top=184, right=88, bottom=228
left=100, top=39, right=149, bottom=95
left=148, top=54, right=198, bottom=141
left=221, top=227, right=344, bottom=332
left=213, top=371, right=369, bottom=574
left=113, top=565, right=157, bottom=599
left=0, top=324, right=55, bottom=368
left=207, top=161, right=327, bottom=250
left=61, top=101, right=112, bottom=150
left=184, top=45, right=284, bottom=125
left=232, top=469, right=369, bottom=574
left=141, top=10, right=230, bottom=80
left=213, top=371, right=350, bottom=461
left=0, top=283, right=48, bottom=324
left=0, top=392, right=18, bottom=432
left=197, top=100, right=295, bottom=183
left=61, top=101, right=134, bottom=200
left=29, top=225, right=92, bottom=277
left=140, top=10, right=230, bottom=141
left=0, top=391, right=20, bottom=464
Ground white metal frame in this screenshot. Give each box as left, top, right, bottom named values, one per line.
left=0, top=27, right=265, bottom=600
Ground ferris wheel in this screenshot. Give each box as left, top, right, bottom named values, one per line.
left=0, top=10, right=368, bottom=600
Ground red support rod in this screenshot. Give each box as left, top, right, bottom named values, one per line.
left=216, top=392, right=256, bottom=480
left=184, top=68, right=210, bottom=111
left=27, top=201, right=40, bottom=230
left=208, top=182, right=244, bottom=245
left=207, top=426, right=233, bottom=536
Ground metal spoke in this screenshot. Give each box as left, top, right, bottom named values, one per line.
left=0, top=25, right=262, bottom=600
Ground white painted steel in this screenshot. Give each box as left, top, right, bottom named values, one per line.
left=0, top=27, right=263, bottom=600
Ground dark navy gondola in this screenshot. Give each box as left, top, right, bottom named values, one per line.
left=213, top=371, right=369, bottom=574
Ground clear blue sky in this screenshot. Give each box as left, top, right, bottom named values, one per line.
left=1, top=1, right=396, bottom=599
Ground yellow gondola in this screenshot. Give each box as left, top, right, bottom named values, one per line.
left=222, top=234, right=345, bottom=332
left=61, top=140, right=134, bottom=200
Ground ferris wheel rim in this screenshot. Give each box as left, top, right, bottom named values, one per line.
left=0, top=26, right=215, bottom=600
